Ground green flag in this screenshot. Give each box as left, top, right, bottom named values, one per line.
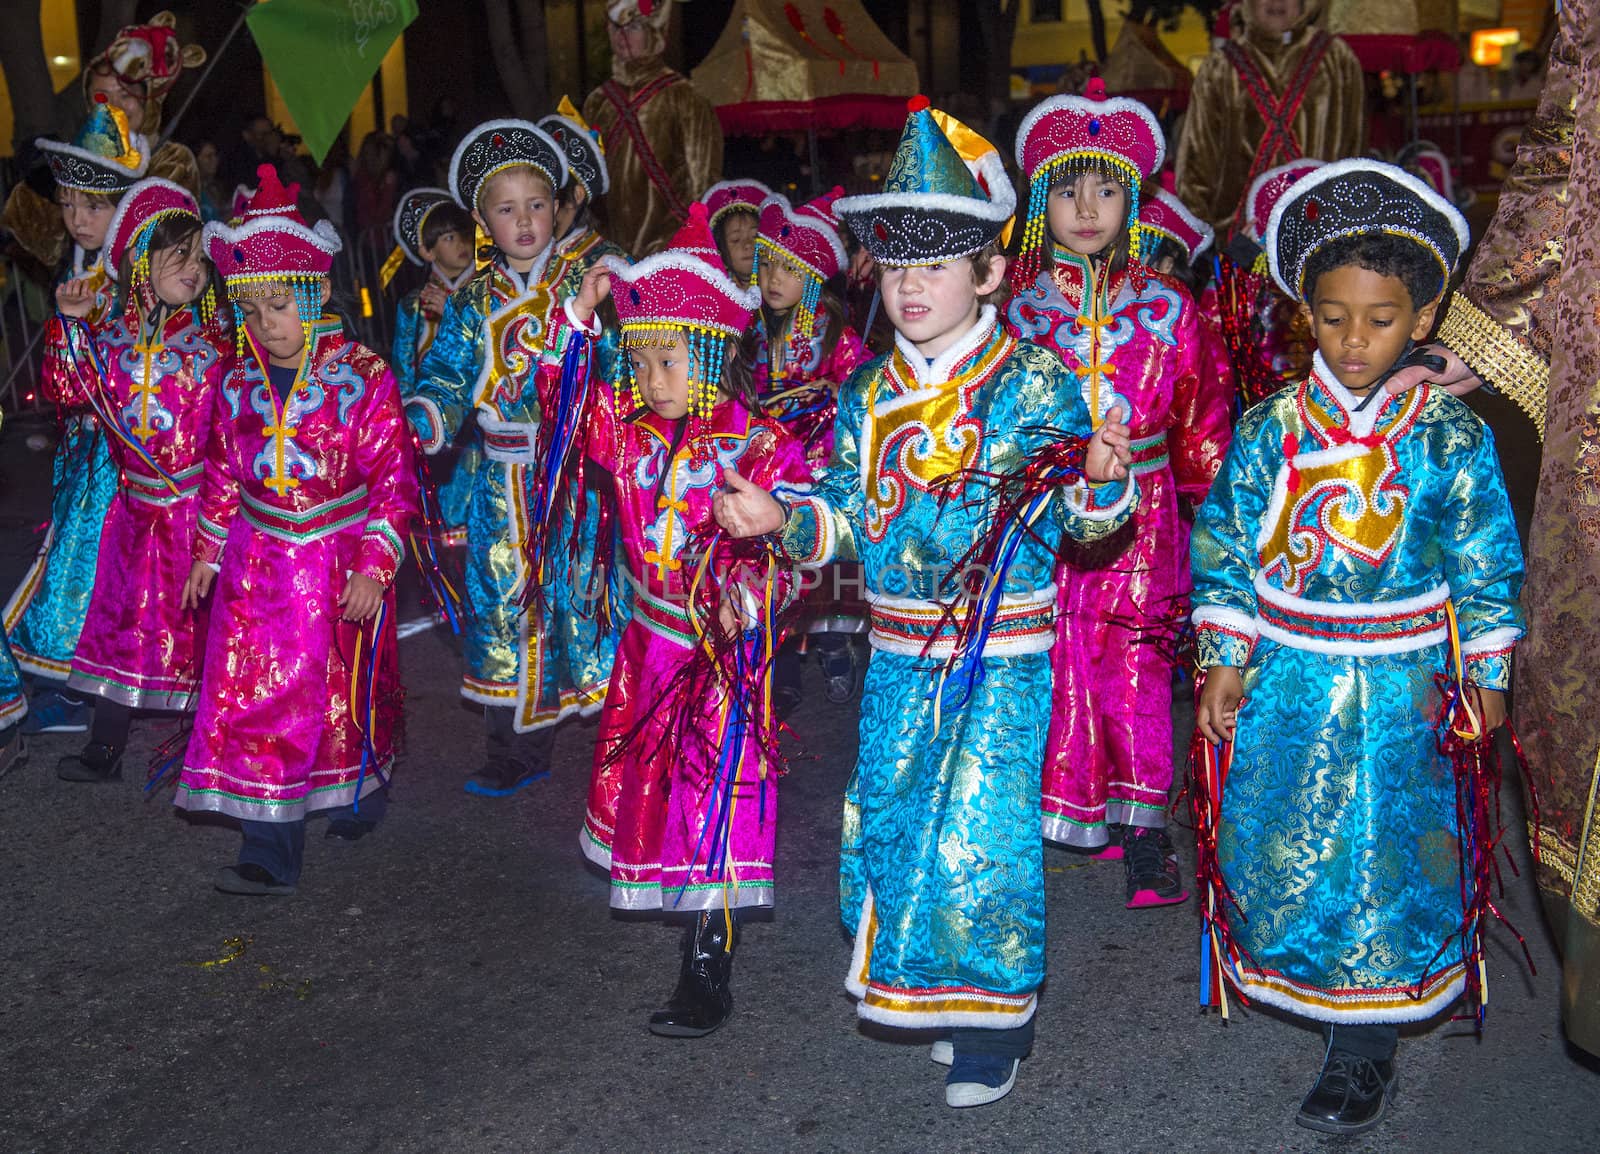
left=246, top=0, right=418, bottom=164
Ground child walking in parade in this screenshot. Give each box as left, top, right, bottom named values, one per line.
left=50, top=177, right=228, bottom=783
left=1191, top=161, right=1525, bottom=1135
left=6, top=96, right=148, bottom=736
left=572, top=202, right=815, bottom=1038
left=389, top=187, right=477, bottom=545
left=1006, top=81, right=1232, bottom=901
left=714, top=97, right=1137, bottom=1107
left=747, top=187, right=871, bottom=710
left=177, top=165, right=418, bottom=896
left=409, top=120, right=622, bottom=796
left=702, top=180, right=769, bottom=290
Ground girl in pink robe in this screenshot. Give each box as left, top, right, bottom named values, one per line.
left=176, top=167, right=418, bottom=897
left=49, top=178, right=229, bottom=783
left=572, top=203, right=814, bottom=1038
left=1008, top=83, right=1232, bottom=905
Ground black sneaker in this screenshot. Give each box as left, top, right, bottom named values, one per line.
left=325, top=817, right=379, bottom=841
left=1123, top=826, right=1187, bottom=908
left=1296, top=1050, right=1397, bottom=1135
left=816, top=642, right=858, bottom=704
left=463, top=758, right=548, bottom=798
left=57, top=741, right=123, bottom=782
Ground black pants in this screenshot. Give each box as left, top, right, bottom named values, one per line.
left=91, top=699, right=133, bottom=749
left=484, top=705, right=557, bottom=772
left=1326, top=1022, right=1398, bottom=1062
left=238, top=788, right=389, bottom=886
left=951, top=1016, right=1035, bottom=1061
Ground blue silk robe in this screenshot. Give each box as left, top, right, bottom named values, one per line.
left=781, top=307, right=1136, bottom=1030
left=1190, top=354, right=1526, bottom=1023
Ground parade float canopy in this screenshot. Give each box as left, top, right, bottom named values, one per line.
left=1100, top=20, right=1192, bottom=115
left=691, top=0, right=919, bottom=135
left=1326, top=0, right=1462, bottom=73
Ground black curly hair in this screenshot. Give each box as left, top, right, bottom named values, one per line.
left=1302, top=232, right=1444, bottom=310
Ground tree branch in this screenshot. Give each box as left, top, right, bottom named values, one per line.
left=482, top=0, right=538, bottom=118
left=0, top=0, right=59, bottom=146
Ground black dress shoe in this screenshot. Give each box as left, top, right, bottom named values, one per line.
left=1295, top=1049, right=1397, bottom=1135
left=57, top=742, right=123, bottom=783
left=648, top=912, right=739, bottom=1038
left=215, top=863, right=296, bottom=896
left=325, top=818, right=378, bottom=842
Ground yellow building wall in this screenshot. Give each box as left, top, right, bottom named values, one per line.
left=1012, top=0, right=1215, bottom=75
left=0, top=2, right=85, bottom=156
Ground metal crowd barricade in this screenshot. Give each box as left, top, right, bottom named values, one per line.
left=0, top=250, right=51, bottom=418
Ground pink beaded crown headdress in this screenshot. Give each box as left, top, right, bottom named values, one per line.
left=1138, top=186, right=1214, bottom=266
left=755, top=187, right=846, bottom=342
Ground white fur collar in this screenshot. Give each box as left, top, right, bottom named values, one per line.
left=893, top=305, right=998, bottom=387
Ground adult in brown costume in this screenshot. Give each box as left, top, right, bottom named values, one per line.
left=2, top=11, right=204, bottom=271
left=1175, top=0, right=1364, bottom=236
left=1388, top=0, right=1600, bottom=1059
left=582, top=0, right=724, bottom=256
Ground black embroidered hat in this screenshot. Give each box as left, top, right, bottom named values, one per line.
left=449, top=118, right=568, bottom=213
left=538, top=97, right=609, bottom=200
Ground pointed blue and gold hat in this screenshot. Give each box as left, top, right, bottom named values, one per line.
left=835, top=96, right=1015, bottom=267
left=37, top=94, right=149, bottom=195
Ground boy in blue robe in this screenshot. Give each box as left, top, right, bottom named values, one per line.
left=1192, top=160, right=1526, bottom=1136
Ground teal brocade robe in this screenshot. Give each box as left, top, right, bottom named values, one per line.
left=781, top=307, right=1136, bottom=1029
left=1190, top=356, right=1525, bottom=1022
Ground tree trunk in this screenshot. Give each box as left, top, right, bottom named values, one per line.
left=973, top=0, right=1022, bottom=132
left=482, top=0, right=539, bottom=117
left=0, top=0, right=58, bottom=148
left=1086, top=0, right=1110, bottom=62
left=91, top=0, right=140, bottom=56
left=515, top=0, right=551, bottom=113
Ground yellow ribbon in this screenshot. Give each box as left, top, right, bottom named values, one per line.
left=929, top=107, right=1014, bottom=248
left=379, top=244, right=407, bottom=291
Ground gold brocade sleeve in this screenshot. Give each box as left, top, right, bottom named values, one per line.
left=1440, top=13, right=1579, bottom=443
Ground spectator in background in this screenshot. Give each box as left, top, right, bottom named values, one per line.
left=352, top=132, right=400, bottom=237
left=195, top=141, right=228, bottom=222
left=314, top=134, right=354, bottom=234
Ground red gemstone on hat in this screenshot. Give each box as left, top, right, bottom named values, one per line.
left=1305, top=199, right=1320, bottom=222
left=873, top=221, right=888, bottom=241
left=492, top=133, right=506, bottom=148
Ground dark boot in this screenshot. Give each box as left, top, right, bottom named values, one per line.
left=57, top=741, right=124, bottom=782
left=1295, top=1041, right=1397, bottom=1135
left=648, top=911, right=739, bottom=1038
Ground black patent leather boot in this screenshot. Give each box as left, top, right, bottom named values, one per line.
left=647, top=911, right=739, bottom=1037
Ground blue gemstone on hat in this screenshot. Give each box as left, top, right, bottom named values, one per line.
left=1089, top=118, right=1102, bottom=137
left=233, top=247, right=246, bottom=263
left=630, top=287, right=641, bottom=305
left=781, top=224, right=791, bottom=237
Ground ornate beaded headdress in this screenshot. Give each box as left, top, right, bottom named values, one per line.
left=836, top=95, right=1014, bottom=268
left=1244, top=160, right=1326, bottom=248
left=755, top=187, right=846, bottom=342
left=539, top=97, right=609, bottom=200
left=105, top=176, right=214, bottom=323
left=1138, top=185, right=1214, bottom=267
left=603, top=201, right=760, bottom=463
left=1012, top=78, right=1165, bottom=286
left=701, top=179, right=772, bottom=230
left=203, top=164, right=342, bottom=357
left=1266, top=159, right=1470, bottom=306
left=449, top=119, right=567, bottom=214
left=38, top=95, right=149, bottom=196
left=381, top=186, right=454, bottom=289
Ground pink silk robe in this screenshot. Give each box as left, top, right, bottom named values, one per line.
left=51, top=309, right=228, bottom=709
left=578, top=377, right=813, bottom=912
left=748, top=312, right=871, bottom=474
left=1007, top=255, right=1233, bottom=846
left=176, top=322, right=418, bottom=822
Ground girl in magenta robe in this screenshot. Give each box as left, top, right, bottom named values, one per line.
left=1007, top=82, right=1232, bottom=905
left=176, top=166, right=418, bottom=897
left=572, top=203, right=814, bottom=1038
left=49, top=178, right=228, bottom=783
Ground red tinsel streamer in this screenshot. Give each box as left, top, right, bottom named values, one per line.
left=1212, top=254, right=1280, bottom=411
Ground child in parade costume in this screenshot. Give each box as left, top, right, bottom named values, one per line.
left=1191, top=161, right=1525, bottom=1135
left=701, top=180, right=770, bottom=289
left=50, top=178, right=227, bottom=783
left=571, top=202, right=815, bottom=1038
left=178, top=165, right=418, bottom=896
left=747, top=188, right=871, bottom=709
left=1006, top=81, right=1232, bottom=902
left=390, top=189, right=476, bottom=545
left=409, top=121, right=622, bottom=796
left=6, top=96, right=148, bottom=736
left=1216, top=159, right=1326, bottom=407
left=1139, top=181, right=1238, bottom=420
left=714, top=97, right=1138, bottom=1108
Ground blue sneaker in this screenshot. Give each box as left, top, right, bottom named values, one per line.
left=945, top=1052, right=1020, bottom=1108
left=463, top=758, right=549, bottom=797
left=20, top=691, right=91, bottom=735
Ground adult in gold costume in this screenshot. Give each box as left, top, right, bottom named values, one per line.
left=1388, top=0, right=1600, bottom=1059
left=1174, top=0, right=1365, bottom=236
left=2, top=12, right=204, bottom=271
left=582, top=0, right=724, bottom=256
